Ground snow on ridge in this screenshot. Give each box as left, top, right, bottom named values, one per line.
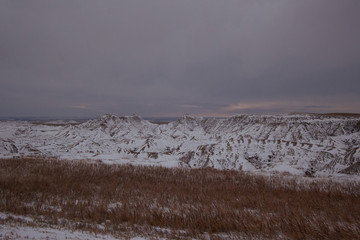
left=0, top=114, right=360, bottom=177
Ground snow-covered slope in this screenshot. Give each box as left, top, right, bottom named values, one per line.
left=1, top=114, right=360, bottom=176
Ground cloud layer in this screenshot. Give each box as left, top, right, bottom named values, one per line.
left=1, top=0, right=359, bottom=117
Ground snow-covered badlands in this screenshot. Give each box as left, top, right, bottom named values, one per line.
left=1, top=114, right=359, bottom=177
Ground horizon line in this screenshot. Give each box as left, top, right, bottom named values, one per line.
left=1, top=111, right=360, bottom=121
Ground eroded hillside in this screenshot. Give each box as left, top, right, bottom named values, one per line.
left=1, top=114, right=359, bottom=176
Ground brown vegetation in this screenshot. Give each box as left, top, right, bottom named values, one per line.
left=1, top=157, right=360, bottom=239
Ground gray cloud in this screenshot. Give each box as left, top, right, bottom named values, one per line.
left=1, top=0, right=359, bottom=118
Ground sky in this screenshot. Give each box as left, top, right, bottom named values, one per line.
left=1, top=0, right=360, bottom=118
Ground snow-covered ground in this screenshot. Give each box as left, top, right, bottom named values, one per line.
left=1, top=114, right=359, bottom=177
left=1, top=114, right=359, bottom=238
left=0, top=213, right=164, bottom=240
left=0, top=225, right=119, bottom=240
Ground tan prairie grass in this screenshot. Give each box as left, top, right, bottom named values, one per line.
left=0, top=157, right=360, bottom=239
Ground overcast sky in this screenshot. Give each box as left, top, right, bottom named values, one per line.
left=1, top=0, right=359, bottom=118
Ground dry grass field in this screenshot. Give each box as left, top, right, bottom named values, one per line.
left=1, top=158, right=360, bottom=239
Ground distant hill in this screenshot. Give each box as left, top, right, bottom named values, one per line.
left=1, top=113, right=359, bottom=177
